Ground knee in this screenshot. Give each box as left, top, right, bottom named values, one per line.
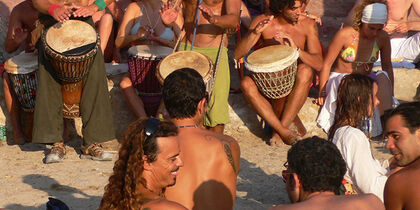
left=120, top=75, right=133, bottom=89
left=240, top=76, right=257, bottom=94
left=100, top=14, right=113, bottom=25
left=296, top=64, right=313, bottom=85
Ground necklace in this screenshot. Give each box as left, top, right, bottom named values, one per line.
left=177, top=124, right=201, bottom=128
left=142, top=3, right=160, bottom=35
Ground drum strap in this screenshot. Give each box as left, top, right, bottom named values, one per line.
left=190, top=0, right=203, bottom=50
left=209, top=31, right=225, bottom=98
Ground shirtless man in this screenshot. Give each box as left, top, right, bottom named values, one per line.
left=3, top=0, right=38, bottom=144
left=270, top=136, right=385, bottom=210
left=384, top=102, right=420, bottom=210
left=233, top=0, right=323, bottom=145
left=160, top=0, right=241, bottom=134
left=345, top=0, right=420, bottom=63
left=162, top=68, right=240, bottom=210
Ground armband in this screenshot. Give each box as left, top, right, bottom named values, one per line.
left=94, top=0, right=106, bottom=11
left=48, top=4, right=60, bottom=17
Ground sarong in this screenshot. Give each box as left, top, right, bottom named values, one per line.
left=389, top=32, right=420, bottom=63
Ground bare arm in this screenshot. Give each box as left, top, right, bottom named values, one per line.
left=199, top=0, right=241, bottom=29
left=4, top=7, right=27, bottom=53
left=233, top=15, right=273, bottom=60
left=115, top=3, right=146, bottom=48
left=378, top=31, right=394, bottom=94
left=298, top=20, right=323, bottom=71
left=384, top=174, right=404, bottom=210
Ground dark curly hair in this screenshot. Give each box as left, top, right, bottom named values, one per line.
left=328, top=74, right=375, bottom=140
left=352, top=0, right=387, bottom=31
left=269, top=0, right=306, bottom=16
left=384, top=101, right=420, bottom=133
left=287, top=136, right=346, bottom=195
left=163, top=68, right=207, bottom=119
left=99, top=118, right=178, bottom=210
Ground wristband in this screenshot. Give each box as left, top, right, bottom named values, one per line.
left=48, top=4, right=60, bottom=17
left=94, top=0, right=106, bottom=11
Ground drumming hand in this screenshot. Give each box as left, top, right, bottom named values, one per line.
left=52, top=5, right=73, bottom=22
left=12, top=27, right=28, bottom=43
left=274, top=32, right=297, bottom=48
left=199, top=4, right=216, bottom=24
left=160, top=0, right=179, bottom=26
left=136, top=26, right=150, bottom=39
left=73, top=4, right=98, bottom=18
left=253, top=16, right=273, bottom=34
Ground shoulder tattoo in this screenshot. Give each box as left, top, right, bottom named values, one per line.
left=224, top=144, right=236, bottom=173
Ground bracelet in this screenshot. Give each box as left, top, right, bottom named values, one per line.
left=48, top=4, right=60, bottom=17
left=305, top=11, right=310, bottom=17
left=94, top=0, right=106, bottom=11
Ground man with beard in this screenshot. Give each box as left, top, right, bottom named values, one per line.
left=234, top=0, right=323, bottom=145
left=384, top=101, right=420, bottom=210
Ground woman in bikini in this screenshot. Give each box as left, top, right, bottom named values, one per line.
left=116, top=0, right=182, bottom=118
left=317, top=0, right=394, bottom=135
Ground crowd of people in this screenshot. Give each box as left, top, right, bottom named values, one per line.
left=1, top=0, right=420, bottom=209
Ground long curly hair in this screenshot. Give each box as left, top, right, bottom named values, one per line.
left=352, top=0, right=387, bottom=31
left=328, top=74, right=375, bottom=140
left=99, top=118, right=178, bottom=210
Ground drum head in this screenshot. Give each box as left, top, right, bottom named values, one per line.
left=158, top=51, right=211, bottom=82
left=4, top=52, right=38, bottom=74
left=46, top=20, right=97, bottom=55
left=128, top=45, right=173, bottom=59
left=247, top=45, right=296, bottom=66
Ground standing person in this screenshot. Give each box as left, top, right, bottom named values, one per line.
left=233, top=0, right=323, bottom=145
left=345, top=0, right=420, bottom=64
left=99, top=118, right=187, bottom=210
left=117, top=0, right=181, bottom=118
left=3, top=0, right=38, bottom=144
left=384, top=102, right=420, bottom=210
left=160, top=0, right=241, bottom=134
left=317, top=1, right=394, bottom=136
left=328, top=74, right=399, bottom=202
left=162, top=68, right=240, bottom=210
left=32, top=0, right=116, bottom=163
left=271, top=136, right=385, bottom=210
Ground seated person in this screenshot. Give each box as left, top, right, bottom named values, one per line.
left=3, top=0, right=38, bottom=144
left=328, top=74, right=400, bottom=202
left=345, top=0, right=420, bottom=64
left=270, top=136, right=385, bottom=210
left=99, top=118, right=187, bottom=210
left=116, top=0, right=181, bottom=118
left=384, top=102, right=420, bottom=210
left=317, top=1, right=394, bottom=135
left=234, top=0, right=323, bottom=145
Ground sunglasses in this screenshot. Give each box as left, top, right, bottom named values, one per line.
left=144, top=118, right=159, bottom=145
left=282, top=161, right=293, bottom=183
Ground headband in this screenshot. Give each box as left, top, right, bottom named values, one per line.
left=361, top=3, right=388, bottom=25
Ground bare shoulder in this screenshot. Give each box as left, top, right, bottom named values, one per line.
left=357, top=194, right=385, bottom=210
left=143, top=199, right=188, bottom=210
left=126, top=2, right=141, bottom=13
left=203, top=131, right=240, bottom=173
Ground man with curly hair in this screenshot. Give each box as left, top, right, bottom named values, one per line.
left=234, top=0, right=323, bottom=145
left=384, top=102, right=420, bottom=210
left=270, top=136, right=385, bottom=210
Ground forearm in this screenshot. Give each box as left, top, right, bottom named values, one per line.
left=409, top=21, right=420, bottom=31
left=298, top=50, right=323, bottom=71
left=115, top=34, right=140, bottom=48
left=233, top=30, right=260, bottom=60
left=319, top=65, right=332, bottom=92
left=210, top=14, right=239, bottom=29
left=4, top=38, right=22, bottom=53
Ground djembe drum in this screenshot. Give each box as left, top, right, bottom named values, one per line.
left=157, top=51, right=214, bottom=93
left=4, top=52, right=38, bottom=112
left=41, top=19, right=99, bottom=118
left=245, top=45, right=299, bottom=99
left=127, top=45, right=173, bottom=116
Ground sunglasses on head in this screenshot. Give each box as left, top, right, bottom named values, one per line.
left=144, top=118, right=159, bottom=145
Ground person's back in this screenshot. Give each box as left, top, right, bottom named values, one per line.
left=165, top=127, right=240, bottom=209
left=271, top=194, right=384, bottom=210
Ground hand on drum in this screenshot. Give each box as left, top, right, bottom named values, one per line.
left=160, top=0, right=180, bottom=26
left=252, top=16, right=273, bottom=34
left=12, top=27, right=28, bottom=44
left=136, top=26, right=151, bottom=39
left=72, top=4, right=98, bottom=18
left=274, top=32, right=297, bottom=49
left=52, top=5, right=74, bottom=22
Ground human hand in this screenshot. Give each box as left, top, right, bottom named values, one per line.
left=51, top=5, right=73, bottom=22
left=316, top=88, right=326, bottom=106
left=252, top=16, right=273, bottom=34
left=199, top=4, right=216, bottom=24
left=394, top=22, right=411, bottom=34
left=274, top=31, right=297, bottom=48
left=12, top=27, right=28, bottom=44
left=136, top=26, right=150, bottom=39
left=160, top=0, right=179, bottom=26
left=300, top=12, right=322, bottom=25
left=72, top=4, right=98, bottom=18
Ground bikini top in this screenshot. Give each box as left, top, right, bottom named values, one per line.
left=129, top=3, right=174, bottom=41
left=340, top=36, right=380, bottom=71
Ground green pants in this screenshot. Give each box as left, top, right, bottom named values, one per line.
left=32, top=16, right=115, bottom=145
left=179, top=43, right=230, bottom=127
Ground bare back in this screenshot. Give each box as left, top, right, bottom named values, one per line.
left=271, top=194, right=385, bottom=210
left=385, top=159, right=420, bottom=210
left=165, top=127, right=240, bottom=210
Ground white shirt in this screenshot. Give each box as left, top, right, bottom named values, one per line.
left=332, top=126, right=388, bottom=201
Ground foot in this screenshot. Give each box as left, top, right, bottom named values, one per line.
left=269, top=133, right=285, bottom=146
left=80, top=143, right=113, bottom=161
left=45, top=142, right=66, bottom=164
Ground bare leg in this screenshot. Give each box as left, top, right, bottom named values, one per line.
left=376, top=73, right=393, bottom=115
left=98, top=13, right=113, bottom=55
left=120, top=73, right=147, bottom=118
left=280, top=64, right=312, bottom=129
left=208, top=124, right=225, bottom=134
left=3, top=73, right=25, bottom=144
left=241, top=76, right=295, bottom=144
